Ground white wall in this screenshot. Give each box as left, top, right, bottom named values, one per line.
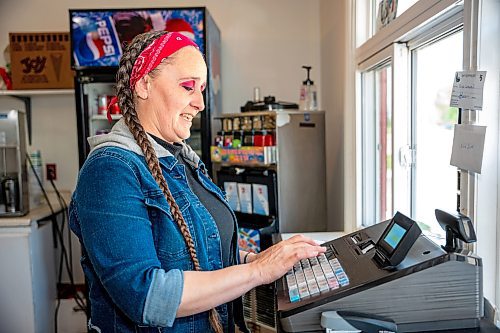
left=319, top=0, right=351, bottom=231
left=476, top=0, right=500, bottom=314
left=0, top=0, right=322, bottom=192
left=0, top=0, right=329, bottom=283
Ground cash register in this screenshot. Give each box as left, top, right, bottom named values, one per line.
left=277, top=211, right=483, bottom=332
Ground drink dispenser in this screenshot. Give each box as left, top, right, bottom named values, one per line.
left=0, top=110, right=29, bottom=216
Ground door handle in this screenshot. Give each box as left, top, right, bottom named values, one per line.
left=398, top=145, right=415, bottom=168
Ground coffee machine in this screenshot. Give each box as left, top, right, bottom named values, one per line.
left=0, top=110, right=29, bottom=216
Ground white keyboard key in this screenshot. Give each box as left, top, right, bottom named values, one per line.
left=317, top=278, right=330, bottom=292
left=309, top=257, right=319, bottom=266
left=295, top=269, right=307, bottom=284
left=303, top=267, right=315, bottom=282
left=289, top=270, right=310, bottom=299
left=307, top=279, right=320, bottom=295
left=298, top=283, right=310, bottom=298
left=327, top=276, right=340, bottom=289
left=312, top=265, right=327, bottom=282
left=321, top=263, right=334, bottom=276
left=317, top=253, right=328, bottom=262
left=286, top=274, right=300, bottom=302
left=323, top=268, right=335, bottom=279
left=286, top=273, right=298, bottom=287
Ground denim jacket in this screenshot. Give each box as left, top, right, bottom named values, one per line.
left=69, top=119, right=247, bottom=332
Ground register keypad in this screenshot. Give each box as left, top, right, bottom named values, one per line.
left=285, top=252, right=350, bottom=303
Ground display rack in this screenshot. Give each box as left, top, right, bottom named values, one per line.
left=212, top=110, right=327, bottom=331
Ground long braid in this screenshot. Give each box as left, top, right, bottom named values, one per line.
left=116, top=31, right=223, bottom=333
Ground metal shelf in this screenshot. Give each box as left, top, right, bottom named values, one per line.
left=0, top=144, right=19, bottom=149
left=91, top=114, right=122, bottom=121
left=212, top=162, right=277, bottom=169
left=0, top=89, right=74, bottom=96
left=214, top=111, right=277, bottom=119
left=213, top=110, right=324, bottom=119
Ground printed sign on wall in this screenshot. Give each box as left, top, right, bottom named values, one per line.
left=450, top=71, right=487, bottom=110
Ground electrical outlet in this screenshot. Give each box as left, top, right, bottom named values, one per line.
left=46, top=163, right=57, bottom=181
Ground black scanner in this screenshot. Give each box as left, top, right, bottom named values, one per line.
left=435, top=209, right=477, bottom=252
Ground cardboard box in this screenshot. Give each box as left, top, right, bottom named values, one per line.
left=9, top=32, right=74, bottom=89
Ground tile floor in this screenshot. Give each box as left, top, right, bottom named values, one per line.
left=57, top=299, right=87, bottom=333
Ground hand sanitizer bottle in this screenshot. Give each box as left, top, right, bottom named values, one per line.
left=299, top=66, right=318, bottom=111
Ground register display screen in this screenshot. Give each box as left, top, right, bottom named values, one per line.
left=374, top=212, right=422, bottom=268
left=383, top=223, right=407, bottom=249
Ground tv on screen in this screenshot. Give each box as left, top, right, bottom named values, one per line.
left=70, top=8, right=206, bottom=69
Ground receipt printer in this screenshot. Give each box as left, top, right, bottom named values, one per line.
left=321, top=311, right=397, bottom=333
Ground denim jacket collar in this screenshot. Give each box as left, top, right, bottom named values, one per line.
left=87, top=118, right=201, bottom=171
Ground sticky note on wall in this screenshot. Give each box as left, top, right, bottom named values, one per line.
left=450, top=124, right=486, bottom=174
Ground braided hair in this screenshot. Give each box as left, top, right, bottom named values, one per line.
left=115, top=31, right=223, bottom=333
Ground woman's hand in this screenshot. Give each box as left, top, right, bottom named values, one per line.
left=248, top=235, right=326, bottom=285
left=179, top=236, right=325, bottom=316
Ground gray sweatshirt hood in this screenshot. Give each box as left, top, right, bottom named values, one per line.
left=87, top=118, right=201, bottom=168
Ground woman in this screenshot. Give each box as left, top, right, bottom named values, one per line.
left=69, top=31, right=325, bottom=333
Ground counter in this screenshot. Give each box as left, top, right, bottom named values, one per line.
left=0, top=191, right=71, bottom=333
left=0, top=191, right=71, bottom=227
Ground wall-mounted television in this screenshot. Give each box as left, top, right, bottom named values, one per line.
left=69, top=8, right=206, bottom=69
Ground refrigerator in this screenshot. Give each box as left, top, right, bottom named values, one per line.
left=70, top=7, right=221, bottom=175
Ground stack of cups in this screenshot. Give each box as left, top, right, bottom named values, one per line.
left=28, top=149, right=43, bottom=209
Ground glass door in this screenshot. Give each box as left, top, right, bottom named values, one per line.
left=74, top=72, right=116, bottom=167
left=411, top=30, right=463, bottom=234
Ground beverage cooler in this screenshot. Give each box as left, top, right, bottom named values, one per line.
left=211, top=109, right=327, bottom=331
left=70, top=7, right=221, bottom=172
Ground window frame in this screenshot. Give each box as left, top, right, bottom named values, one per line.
left=358, top=46, right=398, bottom=226
left=352, top=0, right=500, bottom=315
left=354, top=0, right=466, bottom=229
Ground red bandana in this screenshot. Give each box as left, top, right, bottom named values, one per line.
left=107, top=32, right=199, bottom=123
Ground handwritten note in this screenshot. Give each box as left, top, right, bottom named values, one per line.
left=450, top=124, right=486, bottom=174
left=450, top=71, right=487, bottom=110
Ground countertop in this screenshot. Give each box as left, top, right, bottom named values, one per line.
left=280, top=232, right=346, bottom=243
left=0, top=191, right=71, bottom=227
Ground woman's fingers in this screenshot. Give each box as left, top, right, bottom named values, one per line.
left=252, top=242, right=327, bottom=284
left=304, top=245, right=327, bottom=257
left=285, top=234, right=323, bottom=247
left=289, top=245, right=327, bottom=263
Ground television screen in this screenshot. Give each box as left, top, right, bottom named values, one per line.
left=70, top=8, right=205, bottom=69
